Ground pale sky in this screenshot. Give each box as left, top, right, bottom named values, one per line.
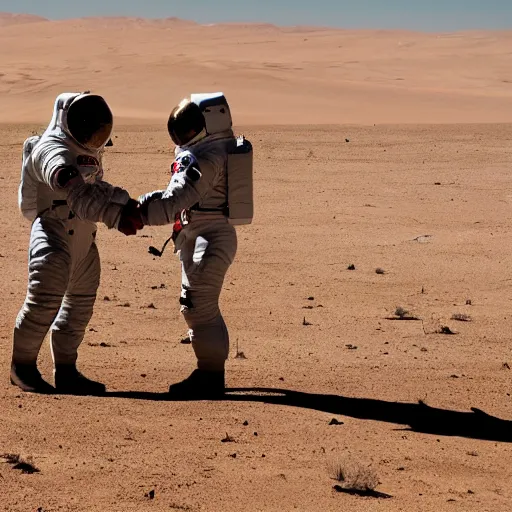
left=1, top=0, right=511, bottom=31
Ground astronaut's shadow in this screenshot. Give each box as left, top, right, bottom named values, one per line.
left=103, top=387, right=512, bottom=443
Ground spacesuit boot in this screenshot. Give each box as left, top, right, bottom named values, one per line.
left=168, top=369, right=225, bottom=399
left=10, top=363, right=54, bottom=394
left=54, top=364, right=106, bottom=396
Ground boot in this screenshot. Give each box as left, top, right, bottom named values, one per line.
left=10, top=363, right=54, bottom=394
left=168, top=369, right=225, bottom=399
left=54, top=364, right=106, bottom=396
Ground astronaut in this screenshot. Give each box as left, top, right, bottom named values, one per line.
left=11, top=92, right=143, bottom=395
left=138, top=92, right=253, bottom=398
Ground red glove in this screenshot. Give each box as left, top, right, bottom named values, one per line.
left=118, top=199, right=144, bottom=236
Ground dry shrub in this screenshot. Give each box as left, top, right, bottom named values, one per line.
left=329, top=458, right=379, bottom=492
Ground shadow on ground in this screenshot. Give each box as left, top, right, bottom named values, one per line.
left=101, top=387, right=512, bottom=443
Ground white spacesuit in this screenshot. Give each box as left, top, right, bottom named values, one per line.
left=12, top=92, right=142, bottom=394
left=139, top=92, right=253, bottom=397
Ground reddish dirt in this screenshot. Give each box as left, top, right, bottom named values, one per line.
left=1, top=123, right=511, bottom=511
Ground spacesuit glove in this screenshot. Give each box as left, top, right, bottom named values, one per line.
left=118, top=198, right=144, bottom=236
left=138, top=190, right=164, bottom=207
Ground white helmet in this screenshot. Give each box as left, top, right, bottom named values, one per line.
left=191, top=92, right=232, bottom=135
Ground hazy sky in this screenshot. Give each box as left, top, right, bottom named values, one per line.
left=1, top=0, right=511, bottom=31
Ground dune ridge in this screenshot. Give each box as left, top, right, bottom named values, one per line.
left=0, top=13, right=511, bottom=124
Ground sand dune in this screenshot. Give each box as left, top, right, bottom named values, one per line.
left=0, top=14, right=511, bottom=124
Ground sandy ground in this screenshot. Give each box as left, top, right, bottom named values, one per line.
left=0, top=15, right=511, bottom=124
left=1, top=11, right=512, bottom=512
left=1, top=122, right=512, bottom=511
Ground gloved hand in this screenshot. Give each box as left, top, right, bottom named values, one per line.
left=138, top=190, right=164, bottom=207
left=118, top=198, right=144, bottom=236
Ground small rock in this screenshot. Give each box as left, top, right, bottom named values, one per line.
left=180, top=337, right=191, bottom=344
left=243, top=421, right=249, bottom=426
left=145, top=489, right=155, bottom=500
left=147, top=303, right=157, bottom=309
left=375, top=268, right=386, bottom=275
left=303, top=317, right=312, bottom=326
left=347, top=264, right=356, bottom=270
left=329, top=418, right=344, bottom=426
left=307, top=296, right=314, bottom=301
left=103, top=296, right=110, bottom=301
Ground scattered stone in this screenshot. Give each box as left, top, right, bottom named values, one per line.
left=243, top=421, right=249, bottom=426
left=235, top=351, right=247, bottom=359
left=89, top=328, right=97, bottom=332
left=303, top=317, right=312, bottom=326
left=439, top=326, right=457, bottom=335
left=99, top=342, right=111, bottom=348
left=147, top=303, right=157, bottom=309
left=103, top=296, right=110, bottom=301
left=279, top=377, right=284, bottom=381
left=345, top=344, right=358, bottom=350
left=329, top=418, right=344, bottom=426
left=229, top=453, right=237, bottom=458
left=451, top=313, right=472, bottom=322
left=503, top=362, right=511, bottom=370
left=412, top=235, right=433, bottom=243
left=345, top=138, right=350, bottom=143
left=307, top=296, right=315, bottom=301
left=466, top=299, right=472, bottom=305
left=144, top=489, right=155, bottom=500
left=221, top=433, right=236, bottom=443
left=180, top=337, right=191, bottom=344
left=347, top=264, right=356, bottom=270
left=375, top=268, right=386, bottom=275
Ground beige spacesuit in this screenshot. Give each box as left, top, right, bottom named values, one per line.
left=12, top=92, right=142, bottom=394
left=139, top=92, right=253, bottom=397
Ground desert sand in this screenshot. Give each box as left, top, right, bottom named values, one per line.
left=1, top=13, right=512, bottom=512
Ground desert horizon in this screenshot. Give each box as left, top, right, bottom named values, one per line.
left=0, top=12, right=511, bottom=125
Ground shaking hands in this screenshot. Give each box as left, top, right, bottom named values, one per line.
left=118, top=198, right=144, bottom=236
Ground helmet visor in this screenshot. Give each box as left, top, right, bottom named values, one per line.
left=167, top=99, right=206, bottom=146
left=67, top=95, right=113, bottom=150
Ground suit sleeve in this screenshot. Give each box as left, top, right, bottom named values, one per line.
left=32, top=139, right=131, bottom=229
left=138, top=151, right=221, bottom=226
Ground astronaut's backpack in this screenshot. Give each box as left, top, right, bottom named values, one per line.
left=226, top=135, right=253, bottom=225
left=18, top=135, right=42, bottom=221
